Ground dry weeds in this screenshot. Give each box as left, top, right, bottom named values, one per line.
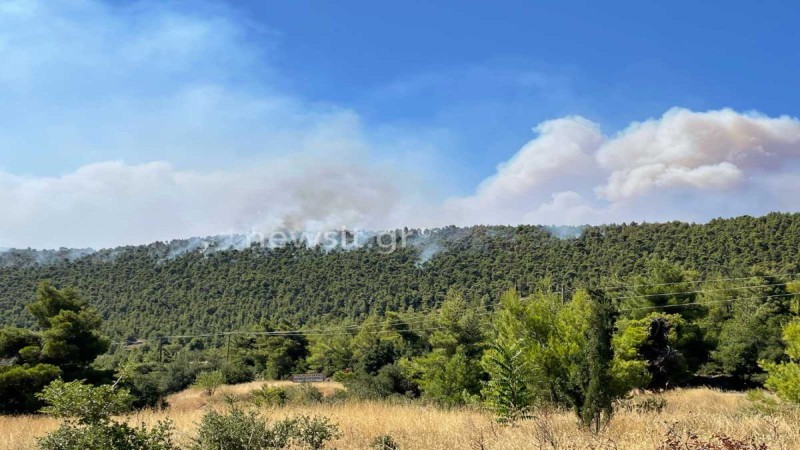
left=1, top=386, right=798, bottom=450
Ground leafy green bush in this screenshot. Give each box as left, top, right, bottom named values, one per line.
left=37, top=379, right=133, bottom=424
left=344, top=365, right=418, bottom=401
left=761, top=317, right=800, bottom=404
left=220, top=360, right=257, bottom=384
left=331, top=370, right=354, bottom=383
left=38, top=420, right=177, bottom=450
left=191, top=408, right=295, bottom=450
left=284, top=383, right=323, bottom=405
left=251, top=386, right=288, bottom=407
left=36, top=379, right=177, bottom=450
left=762, top=361, right=800, bottom=404
left=193, top=370, right=226, bottom=396
left=191, top=408, right=340, bottom=450
left=292, top=415, right=341, bottom=450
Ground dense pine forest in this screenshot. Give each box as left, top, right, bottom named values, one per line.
left=1, top=213, right=799, bottom=340
left=2, top=213, right=800, bottom=449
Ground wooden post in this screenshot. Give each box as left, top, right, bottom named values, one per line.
left=226, top=334, right=231, bottom=363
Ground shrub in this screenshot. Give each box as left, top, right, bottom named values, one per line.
left=191, top=408, right=295, bottom=450
left=220, top=360, right=257, bottom=384
left=36, top=379, right=177, bottom=450
left=761, top=317, right=800, bottom=404
left=191, top=408, right=340, bottom=450
left=194, top=370, right=226, bottom=396
left=762, top=361, right=800, bottom=404
left=331, top=370, right=354, bottom=383
left=745, top=389, right=792, bottom=415
left=343, top=365, right=418, bottom=401
left=252, top=386, right=288, bottom=407
left=37, top=379, right=133, bottom=424
left=293, top=415, right=341, bottom=450
left=38, top=420, right=177, bottom=450
left=370, top=434, right=400, bottom=450
left=284, top=383, right=323, bottom=405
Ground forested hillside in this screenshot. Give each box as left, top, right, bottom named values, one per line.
left=1, top=213, right=799, bottom=339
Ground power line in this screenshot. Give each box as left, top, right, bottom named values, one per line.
left=599, top=272, right=800, bottom=291
left=110, top=280, right=800, bottom=348
left=618, top=292, right=797, bottom=312
left=611, top=281, right=795, bottom=301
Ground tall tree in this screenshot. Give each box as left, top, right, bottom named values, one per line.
left=579, top=292, right=616, bottom=433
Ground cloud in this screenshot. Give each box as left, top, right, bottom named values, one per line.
left=596, top=108, right=800, bottom=200
left=446, top=107, right=800, bottom=226
left=444, top=116, right=603, bottom=225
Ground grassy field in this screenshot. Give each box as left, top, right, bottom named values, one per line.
left=1, top=383, right=798, bottom=449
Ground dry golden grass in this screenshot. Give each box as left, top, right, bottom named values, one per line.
left=166, top=380, right=345, bottom=411
left=1, top=386, right=799, bottom=450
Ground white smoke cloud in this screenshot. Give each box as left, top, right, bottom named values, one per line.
left=446, top=107, right=800, bottom=227
left=2, top=2, right=800, bottom=249
left=443, top=116, right=604, bottom=225
left=596, top=108, right=800, bottom=200
left=0, top=159, right=407, bottom=249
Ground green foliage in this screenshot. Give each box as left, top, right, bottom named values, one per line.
left=579, top=294, right=616, bottom=433
left=191, top=408, right=296, bottom=450
left=0, top=364, right=60, bottom=413
left=343, top=364, right=418, bottom=400
left=0, top=326, right=41, bottom=359
left=307, top=334, right=353, bottom=376
left=36, top=379, right=175, bottom=450
left=485, top=288, right=592, bottom=407
left=251, top=386, right=288, bottom=407
left=253, top=321, right=309, bottom=380
left=481, top=337, right=533, bottom=423
left=408, top=291, right=484, bottom=405
left=284, top=383, right=324, bottom=405
left=619, top=259, right=702, bottom=321
left=41, top=308, right=109, bottom=369
left=193, top=370, right=226, bottom=396
left=28, top=282, right=87, bottom=328
left=6, top=282, right=110, bottom=381
left=38, top=420, right=177, bottom=450
left=292, top=415, right=341, bottom=450
left=761, top=317, right=800, bottom=404
left=37, top=379, right=133, bottom=424
left=0, top=284, right=112, bottom=413
left=191, top=408, right=340, bottom=450
left=784, top=317, right=800, bottom=361
left=5, top=214, right=799, bottom=340
left=704, top=273, right=795, bottom=380
left=612, top=313, right=691, bottom=389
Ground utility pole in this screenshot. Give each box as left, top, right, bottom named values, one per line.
left=226, top=334, right=232, bottom=363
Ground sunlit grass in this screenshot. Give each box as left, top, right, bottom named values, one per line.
left=2, top=384, right=798, bottom=449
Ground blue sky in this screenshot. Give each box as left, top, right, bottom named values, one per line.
left=1, top=0, right=800, bottom=248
